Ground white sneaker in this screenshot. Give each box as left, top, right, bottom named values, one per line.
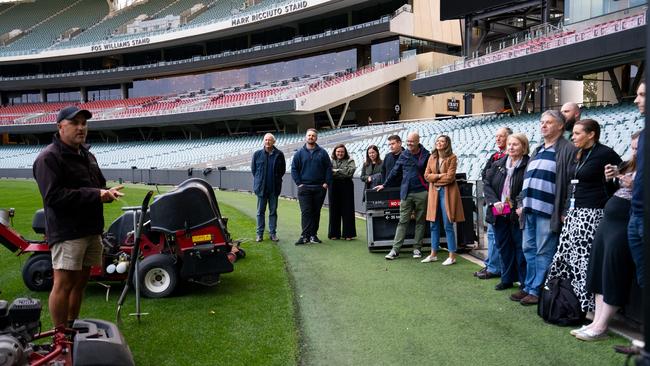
left=412, top=249, right=422, bottom=258
left=385, top=250, right=399, bottom=260
left=442, top=257, right=456, bottom=266
left=570, top=325, right=590, bottom=336
left=421, top=255, right=438, bottom=263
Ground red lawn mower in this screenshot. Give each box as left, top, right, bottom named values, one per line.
left=0, top=178, right=245, bottom=298
left=0, top=296, right=135, bottom=366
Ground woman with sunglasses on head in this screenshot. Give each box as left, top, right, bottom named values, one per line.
left=546, top=119, right=621, bottom=328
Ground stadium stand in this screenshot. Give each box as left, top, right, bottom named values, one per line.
left=0, top=104, right=641, bottom=180
left=0, top=0, right=70, bottom=37
left=54, top=0, right=179, bottom=48
left=416, top=8, right=646, bottom=79
left=0, top=0, right=108, bottom=52
left=0, top=57, right=411, bottom=126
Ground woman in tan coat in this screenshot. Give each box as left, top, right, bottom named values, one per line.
left=421, top=135, right=465, bottom=265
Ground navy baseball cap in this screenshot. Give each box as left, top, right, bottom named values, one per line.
left=56, top=106, right=92, bottom=124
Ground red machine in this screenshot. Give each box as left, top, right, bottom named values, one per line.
left=0, top=178, right=244, bottom=298
left=0, top=297, right=134, bottom=366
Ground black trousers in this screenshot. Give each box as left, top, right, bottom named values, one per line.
left=298, top=185, right=327, bottom=238
left=328, top=178, right=356, bottom=239
left=493, top=216, right=526, bottom=285
left=586, top=196, right=634, bottom=306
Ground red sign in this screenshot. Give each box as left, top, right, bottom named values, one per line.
left=388, top=199, right=400, bottom=208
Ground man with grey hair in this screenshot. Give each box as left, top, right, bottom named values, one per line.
left=375, top=131, right=430, bottom=260
left=251, top=133, right=286, bottom=242
left=560, top=102, right=581, bottom=139
left=511, top=110, right=576, bottom=305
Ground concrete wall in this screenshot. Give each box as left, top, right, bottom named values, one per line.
left=412, top=0, right=461, bottom=45
left=399, top=52, right=470, bottom=120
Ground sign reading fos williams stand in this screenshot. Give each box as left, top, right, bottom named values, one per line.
left=87, top=0, right=314, bottom=54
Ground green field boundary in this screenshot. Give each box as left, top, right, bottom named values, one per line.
left=214, top=190, right=628, bottom=366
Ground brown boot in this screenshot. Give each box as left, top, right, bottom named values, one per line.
left=520, top=294, right=539, bottom=306
left=509, top=290, right=528, bottom=302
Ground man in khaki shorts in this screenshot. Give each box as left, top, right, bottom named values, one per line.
left=33, top=106, right=124, bottom=336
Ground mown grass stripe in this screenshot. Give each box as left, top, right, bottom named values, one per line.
left=214, top=190, right=628, bottom=366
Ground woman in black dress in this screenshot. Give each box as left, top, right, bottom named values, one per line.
left=329, top=144, right=357, bottom=240
left=546, top=119, right=621, bottom=317
left=572, top=131, right=640, bottom=341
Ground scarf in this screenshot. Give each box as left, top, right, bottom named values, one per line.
left=501, top=156, right=522, bottom=202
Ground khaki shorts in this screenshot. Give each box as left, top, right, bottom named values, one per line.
left=51, top=235, right=103, bottom=271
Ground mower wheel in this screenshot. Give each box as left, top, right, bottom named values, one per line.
left=22, top=253, right=53, bottom=291
left=138, top=254, right=178, bottom=298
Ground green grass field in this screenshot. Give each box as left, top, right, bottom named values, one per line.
left=0, top=179, right=632, bottom=365
left=0, top=180, right=298, bottom=366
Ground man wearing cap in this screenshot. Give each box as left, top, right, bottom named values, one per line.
left=33, top=106, right=124, bottom=337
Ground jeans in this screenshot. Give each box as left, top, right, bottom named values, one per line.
left=485, top=223, right=502, bottom=274
left=430, top=188, right=457, bottom=253
left=392, top=190, right=427, bottom=251
left=297, top=185, right=327, bottom=238
left=522, top=213, right=559, bottom=297
left=256, top=194, right=279, bottom=236
left=627, top=214, right=644, bottom=288
left=493, top=216, right=526, bottom=285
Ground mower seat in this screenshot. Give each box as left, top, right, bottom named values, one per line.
left=32, top=209, right=46, bottom=235
left=149, top=178, right=225, bottom=235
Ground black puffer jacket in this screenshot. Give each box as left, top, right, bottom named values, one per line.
left=483, top=155, right=529, bottom=225
left=33, top=134, right=106, bottom=245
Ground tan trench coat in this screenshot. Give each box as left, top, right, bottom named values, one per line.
left=424, top=153, right=465, bottom=223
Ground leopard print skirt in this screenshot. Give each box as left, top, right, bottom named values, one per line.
left=546, top=207, right=604, bottom=312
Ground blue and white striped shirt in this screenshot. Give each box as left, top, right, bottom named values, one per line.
left=521, top=145, right=556, bottom=217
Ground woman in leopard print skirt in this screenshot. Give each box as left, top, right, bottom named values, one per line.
left=546, top=119, right=621, bottom=314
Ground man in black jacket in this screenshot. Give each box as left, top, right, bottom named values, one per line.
left=381, top=134, right=404, bottom=186
left=33, top=106, right=124, bottom=337
left=291, top=128, right=332, bottom=245
left=251, top=133, right=286, bottom=242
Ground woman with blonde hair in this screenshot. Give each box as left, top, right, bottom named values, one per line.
left=483, top=133, right=529, bottom=291
left=421, top=135, right=465, bottom=265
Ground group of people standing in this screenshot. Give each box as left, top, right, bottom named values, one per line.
left=365, top=132, right=467, bottom=265
left=252, top=128, right=358, bottom=244
left=252, top=83, right=646, bottom=342
left=476, top=83, right=646, bottom=342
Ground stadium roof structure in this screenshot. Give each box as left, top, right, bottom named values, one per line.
left=412, top=21, right=646, bottom=96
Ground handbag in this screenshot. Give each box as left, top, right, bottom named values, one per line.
left=538, top=277, right=586, bottom=326
left=491, top=202, right=511, bottom=216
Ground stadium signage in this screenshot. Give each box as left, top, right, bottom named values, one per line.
left=90, top=37, right=151, bottom=52
left=447, top=98, right=459, bottom=112
left=232, top=0, right=308, bottom=26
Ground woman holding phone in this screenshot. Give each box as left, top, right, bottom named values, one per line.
left=574, top=131, right=640, bottom=341
left=546, top=119, right=621, bottom=316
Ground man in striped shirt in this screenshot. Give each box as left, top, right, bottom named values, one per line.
left=512, top=110, right=577, bottom=305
